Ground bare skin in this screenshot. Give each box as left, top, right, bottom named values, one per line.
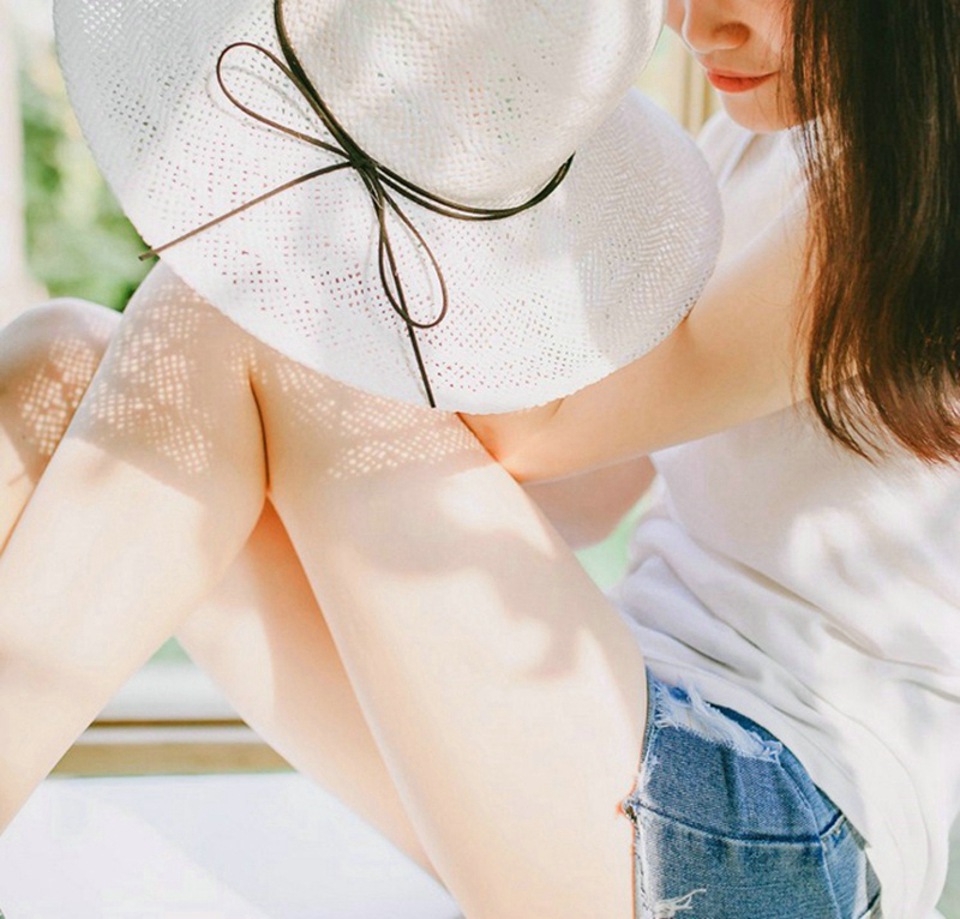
left=0, top=292, right=652, bottom=894
left=0, top=2, right=808, bottom=916
left=0, top=265, right=649, bottom=919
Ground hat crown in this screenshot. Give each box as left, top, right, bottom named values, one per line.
left=283, top=0, right=664, bottom=207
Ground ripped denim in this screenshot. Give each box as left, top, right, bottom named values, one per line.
left=619, top=671, right=882, bottom=919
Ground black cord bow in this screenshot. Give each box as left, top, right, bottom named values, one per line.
left=142, top=0, right=574, bottom=408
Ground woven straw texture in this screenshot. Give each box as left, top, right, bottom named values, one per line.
left=55, top=0, right=722, bottom=412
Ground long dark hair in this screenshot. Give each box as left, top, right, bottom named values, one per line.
left=790, top=0, right=960, bottom=463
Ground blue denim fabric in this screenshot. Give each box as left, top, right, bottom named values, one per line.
left=619, top=671, right=882, bottom=919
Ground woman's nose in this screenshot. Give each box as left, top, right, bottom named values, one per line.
left=666, top=0, right=749, bottom=54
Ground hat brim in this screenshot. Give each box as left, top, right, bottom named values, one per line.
left=55, top=0, right=722, bottom=412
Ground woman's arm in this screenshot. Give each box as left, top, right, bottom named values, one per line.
left=462, top=198, right=809, bottom=483
left=522, top=455, right=655, bottom=549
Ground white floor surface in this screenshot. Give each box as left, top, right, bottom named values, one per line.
left=1, top=772, right=957, bottom=918
left=0, top=772, right=463, bottom=919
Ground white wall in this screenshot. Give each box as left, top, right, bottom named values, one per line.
left=0, top=0, right=46, bottom=325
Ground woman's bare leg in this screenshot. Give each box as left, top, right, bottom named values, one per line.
left=0, top=293, right=443, bottom=883
left=173, top=499, right=445, bottom=883
left=252, top=353, right=649, bottom=918
left=0, top=268, right=267, bottom=825
left=0, top=298, right=118, bottom=542
left=0, top=270, right=648, bottom=916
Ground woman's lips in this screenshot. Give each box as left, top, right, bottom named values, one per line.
left=706, top=70, right=776, bottom=93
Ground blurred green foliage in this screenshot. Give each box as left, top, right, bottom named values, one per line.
left=576, top=501, right=644, bottom=592
left=19, top=53, right=151, bottom=312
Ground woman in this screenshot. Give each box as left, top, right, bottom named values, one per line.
left=0, top=1, right=957, bottom=918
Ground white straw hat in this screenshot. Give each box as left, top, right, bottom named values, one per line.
left=54, top=0, right=722, bottom=412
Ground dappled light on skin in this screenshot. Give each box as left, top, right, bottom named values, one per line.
left=0, top=267, right=271, bottom=833
left=248, top=346, right=480, bottom=483
left=242, top=356, right=646, bottom=916
left=0, top=301, right=445, bottom=883
left=247, top=342, right=636, bottom=692
left=0, top=279, right=645, bottom=916
left=2, top=337, right=96, bottom=465
left=29, top=265, right=592, bottom=696
left=0, top=302, right=116, bottom=482
left=67, top=266, right=263, bottom=498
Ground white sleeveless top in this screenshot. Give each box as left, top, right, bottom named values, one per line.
left=609, top=112, right=960, bottom=919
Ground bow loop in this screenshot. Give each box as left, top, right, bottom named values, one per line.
left=215, top=42, right=343, bottom=159
left=376, top=193, right=450, bottom=332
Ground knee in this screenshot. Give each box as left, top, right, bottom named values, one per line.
left=2, top=297, right=121, bottom=354
left=0, top=298, right=121, bottom=391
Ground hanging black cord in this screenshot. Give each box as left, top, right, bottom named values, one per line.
left=142, top=0, right=574, bottom=407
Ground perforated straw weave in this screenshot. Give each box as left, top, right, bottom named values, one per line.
left=54, top=0, right=722, bottom=413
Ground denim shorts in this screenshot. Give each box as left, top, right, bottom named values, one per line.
left=618, top=670, right=882, bottom=919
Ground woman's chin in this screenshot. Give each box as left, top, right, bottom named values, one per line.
left=718, top=87, right=798, bottom=135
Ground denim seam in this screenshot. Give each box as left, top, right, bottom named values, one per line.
left=620, top=669, right=668, bottom=824
left=774, top=749, right=846, bottom=919
left=819, top=810, right=849, bottom=840
left=620, top=670, right=672, bottom=918
left=630, top=795, right=824, bottom=847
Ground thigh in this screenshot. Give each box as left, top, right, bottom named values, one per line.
left=620, top=672, right=882, bottom=919
left=174, top=496, right=443, bottom=883
left=0, top=299, right=442, bottom=885
left=247, top=352, right=649, bottom=919
left=0, top=270, right=267, bottom=830
left=0, top=299, right=121, bottom=537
